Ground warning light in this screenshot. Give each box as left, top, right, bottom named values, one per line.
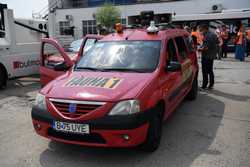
left=147, top=21, right=159, bottom=34
left=115, top=23, right=123, bottom=33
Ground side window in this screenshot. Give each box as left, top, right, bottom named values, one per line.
left=167, top=39, right=178, bottom=64
left=43, top=43, right=64, bottom=68
left=175, top=36, right=188, bottom=59
left=0, top=11, right=5, bottom=38
left=184, top=36, right=194, bottom=53
left=59, top=21, right=72, bottom=35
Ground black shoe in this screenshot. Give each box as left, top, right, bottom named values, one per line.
left=208, top=85, right=214, bottom=90
left=199, top=86, right=207, bottom=91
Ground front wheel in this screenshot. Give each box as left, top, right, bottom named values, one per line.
left=140, top=114, right=162, bottom=152
left=186, top=75, right=198, bottom=100
left=0, top=67, right=7, bottom=89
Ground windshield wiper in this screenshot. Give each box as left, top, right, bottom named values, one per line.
left=76, top=67, right=151, bottom=73
left=75, top=67, right=106, bottom=72
left=100, top=68, right=148, bottom=73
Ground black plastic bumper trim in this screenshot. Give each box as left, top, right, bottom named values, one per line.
left=48, top=128, right=106, bottom=144
left=31, top=106, right=156, bottom=130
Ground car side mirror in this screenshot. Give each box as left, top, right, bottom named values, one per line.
left=54, top=62, right=70, bottom=71
left=166, top=61, right=182, bottom=72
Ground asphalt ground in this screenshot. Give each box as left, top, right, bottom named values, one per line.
left=0, top=54, right=250, bottom=167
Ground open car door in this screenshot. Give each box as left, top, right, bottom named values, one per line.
left=40, top=38, right=73, bottom=87
left=76, top=35, right=103, bottom=61
left=40, top=35, right=102, bottom=86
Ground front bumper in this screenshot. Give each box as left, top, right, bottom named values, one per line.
left=31, top=106, right=155, bottom=147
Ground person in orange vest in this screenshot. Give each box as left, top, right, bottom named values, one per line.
left=246, top=29, right=250, bottom=57
left=191, top=26, right=198, bottom=47
left=235, top=25, right=245, bottom=61
left=191, top=26, right=203, bottom=46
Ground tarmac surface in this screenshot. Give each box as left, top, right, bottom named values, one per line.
left=0, top=54, right=250, bottom=167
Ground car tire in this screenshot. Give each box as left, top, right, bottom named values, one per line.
left=140, top=113, right=162, bottom=152
left=0, top=66, right=7, bottom=89
left=186, top=75, right=198, bottom=100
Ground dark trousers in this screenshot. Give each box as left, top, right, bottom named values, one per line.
left=235, top=44, right=245, bottom=61
left=217, top=46, right=222, bottom=60
left=201, top=58, right=214, bottom=88
left=222, top=42, right=228, bottom=58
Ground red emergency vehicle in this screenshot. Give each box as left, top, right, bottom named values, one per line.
left=31, top=20, right=199, bottom=152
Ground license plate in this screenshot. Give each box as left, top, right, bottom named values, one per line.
left=52, top=121, right=90, bottom=134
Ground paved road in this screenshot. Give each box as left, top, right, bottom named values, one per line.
left=0, top=55, right=250, bottom=167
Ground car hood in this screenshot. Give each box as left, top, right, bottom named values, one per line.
left=42, top=71, right=155, bottom=102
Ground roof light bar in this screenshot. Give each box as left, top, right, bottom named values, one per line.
left=115, top=23, right=123, bottom=34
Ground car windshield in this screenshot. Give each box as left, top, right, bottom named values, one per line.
left=75, top=41, right=161, bottom=73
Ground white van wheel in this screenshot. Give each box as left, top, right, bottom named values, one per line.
left=0, top=66, right=7, bottom=89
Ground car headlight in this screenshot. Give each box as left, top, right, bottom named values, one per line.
left=35, top=93, right=47, bottom=110
left=108, top=100, right=140, bottom=115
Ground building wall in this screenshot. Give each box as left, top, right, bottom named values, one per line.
left=48, top=0, right=250, bottom=11
left=48, top=0, right=250, bottom=44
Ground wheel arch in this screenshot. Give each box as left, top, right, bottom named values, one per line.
left=0, top=63, right=8, bottom=78
left=155, top=99, right=165, bottom=120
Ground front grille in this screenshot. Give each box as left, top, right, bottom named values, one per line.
left=48, top=128, right=106, bottom=144
left=50, top=99, right=105, bottom=118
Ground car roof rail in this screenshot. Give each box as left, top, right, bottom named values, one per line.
left=124, top=22, right=175, bottom=30
left=156, top=23, right=176, bottom=30
left=124, top=24, right=143, bottom=29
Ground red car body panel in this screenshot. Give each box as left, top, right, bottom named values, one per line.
left=42, top=72, right=154, bottom=103
left=32, top=29, right=198, bottom=148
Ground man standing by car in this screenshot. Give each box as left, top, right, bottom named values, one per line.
left=198, top=24, right=219, bottom=90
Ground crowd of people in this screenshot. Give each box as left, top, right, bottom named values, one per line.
left=185, top=23, right=250, bottom=62
left=184, top=23, right=250, bottom=90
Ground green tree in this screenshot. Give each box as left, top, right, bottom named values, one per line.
left=95, top=3, right=121, bottom=33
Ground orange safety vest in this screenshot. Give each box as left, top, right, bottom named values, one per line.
left=237, top=31, right=244, bottom=45
left=191, top=31, right=203, bottom=45
left=247, top=30, right=250, bottom=40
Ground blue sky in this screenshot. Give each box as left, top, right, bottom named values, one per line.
left=1, top=0, right=48, bottom=18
